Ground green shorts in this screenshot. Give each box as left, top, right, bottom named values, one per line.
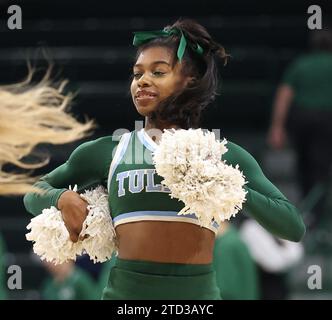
left=102, top=258, right=221, bottom=300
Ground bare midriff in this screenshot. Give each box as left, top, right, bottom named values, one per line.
left=115, top=221, right=215, bottom=264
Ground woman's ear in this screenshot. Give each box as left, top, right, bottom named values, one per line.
left=186, top=76, right=196, bottom=86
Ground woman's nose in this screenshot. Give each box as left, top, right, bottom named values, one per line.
left=137, top=74, right=151, bottom=87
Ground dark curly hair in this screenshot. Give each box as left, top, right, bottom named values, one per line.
left=134, top=18, right=229, bottom=129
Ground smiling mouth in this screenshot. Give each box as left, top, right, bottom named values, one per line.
left=135, top=89, right=158, bottom=98
left=136, top=92, right=157, bottom=97
left=136, top=95, right=157, bottom=100
left=135, top=92, right=158, bottom=104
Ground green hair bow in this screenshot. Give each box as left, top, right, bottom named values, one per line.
left=132, top=27, right=203, bottom=62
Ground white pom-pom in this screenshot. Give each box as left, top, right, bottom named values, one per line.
left=80, top=186, right=117, bottom=263
left=26, top=185, right=117, bottom=264
left=153, top=128, right=247, bottom=227
left=26, top=207, right=83, bottom=264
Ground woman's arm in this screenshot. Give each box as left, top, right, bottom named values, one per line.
left=23, top=136, right=115, bottom=216
left=267, top=84, right=294, bottom=149
left=225, top=142, right=306, bottom=242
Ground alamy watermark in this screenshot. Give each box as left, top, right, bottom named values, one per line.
left=2, top=4, right=22, bottom=30
left=110, top=120, right=222, bottom=166
left=3, top=5, right=326, bottom=31
left=307, top=5, right=323, bottom=30
left=307, top=264, right=322, bottom=290
left=2, top=4, right=326, bottom=31
left=7, top=265, right=22, bottom=290
left=3, top=263, right=325, bottom=292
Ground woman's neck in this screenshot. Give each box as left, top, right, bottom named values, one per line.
left=144, top=116, right=180, bottom=143
left=144, top=116, right=180, bottom=131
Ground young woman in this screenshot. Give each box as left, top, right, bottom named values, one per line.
left=0, top=69, right=94, bottom=195
left=24, top=19, right=305, bottom=300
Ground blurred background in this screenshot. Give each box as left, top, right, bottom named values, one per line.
left=0, top=0, right=331, bottom=300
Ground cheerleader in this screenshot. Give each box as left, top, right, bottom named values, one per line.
left=24, top=19, right=305, bottom=300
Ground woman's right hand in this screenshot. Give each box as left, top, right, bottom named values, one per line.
left=57, top=190, right=88, bottom=242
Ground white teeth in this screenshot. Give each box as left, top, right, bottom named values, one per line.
left=137, top=92, right=156, bottom=98
left=138, top=94, right=155, bottom=98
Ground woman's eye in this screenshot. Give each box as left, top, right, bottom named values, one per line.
left=133, top=72, right=142, bottom=79
left=153, top=71, right=165, bottom=76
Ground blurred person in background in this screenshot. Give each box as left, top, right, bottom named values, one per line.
left=240, top=218, right=304, bottom=300
left=267, top=27, right=332, bottom=229
left=41, top=260, right=98, bottom=300
left=213, top=221, right=259, bottom=300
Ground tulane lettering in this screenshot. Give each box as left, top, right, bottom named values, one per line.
left=129, top=170, right=144, bottom=193
left=116, top=169, right=170, bottom=197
